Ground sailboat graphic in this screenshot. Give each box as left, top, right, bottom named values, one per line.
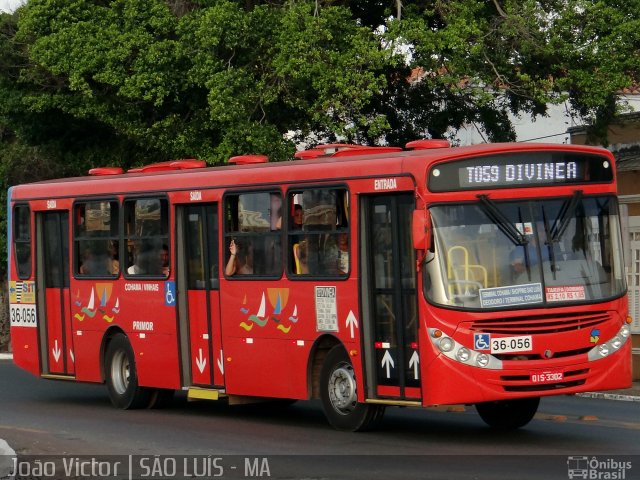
left=112, top=298, right=120, bottom=313
left=80, top=288, right=97, bottom=318
left=248, top=293, right=268, bottom=326
left=240, top=293, right=269, bottom=332
left=288, top=305, right=299, bottom=322
left=98, top=288, right=108, bottom=314
left=274, top=294, right=282, bottom=314
left=240, top=293, right=249, bottom=314
left=271, top=294, right=282, bottom=322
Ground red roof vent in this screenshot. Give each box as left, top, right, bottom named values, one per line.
left=228, top=155, right=269, bottom=165
left=170, top=159, right=207, bottom=169
left=127, top=159, right=207, bottom=173
left=405, top=139, right=450, bottom=150
left=331, top=146, right=402, bottom=157
left=88, top=167, right=124, bottom=176
left=295, top=144, right=402, bottom=159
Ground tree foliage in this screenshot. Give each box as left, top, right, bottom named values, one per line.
left=0, top=0, right=638, bottom=278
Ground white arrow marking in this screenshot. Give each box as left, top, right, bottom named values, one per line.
left=217, top=349, right=224, bottom=375
left=52, top=340, right=61, bottom=363
left=196, top=348, right=206, bottom=374
left=345, top=311, right=358, bottom=339
left=409, top=351, right=419, bottom=380
left=381, top=350, right=395, bottom=378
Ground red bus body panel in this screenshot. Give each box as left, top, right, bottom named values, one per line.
left=7, top=142, right=631, bottom=410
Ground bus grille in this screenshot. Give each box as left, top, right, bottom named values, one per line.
left=469, top=311, right=610, bottom=335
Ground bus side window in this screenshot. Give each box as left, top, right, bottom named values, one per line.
left=13, top=204, right=32, bottom=279
left=74, top=200, right=119, bottom=278
left=123, top=198, right=169, bottom=277
left=224, top=191, right=282, bottom=278
left=288, top=188, right=349, bottom=277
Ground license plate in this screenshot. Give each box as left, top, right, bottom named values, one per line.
left=531, top=370, right=564, bottom=384
left=490, top=335, right=532, bottom=354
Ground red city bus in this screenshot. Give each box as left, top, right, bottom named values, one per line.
left=7, top=141, right=632, bottom=431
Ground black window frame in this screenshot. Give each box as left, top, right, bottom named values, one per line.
left=286, top=185, right=351, bottom=280
left=123, top=196, right=170, bottom=279
left=223, top=189, right=283, bottom=280
left=13, top=204, right=32, bottom=279
left=73, top=198, right=120, bottom=279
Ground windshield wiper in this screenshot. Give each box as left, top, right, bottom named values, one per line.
left=549, top=190, right=583, bottom=243
left=478, top=195, right=528, bottom=246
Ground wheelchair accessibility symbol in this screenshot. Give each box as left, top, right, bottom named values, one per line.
left=165, top=281, right=176, bottom=307
left=474, top=333, right=490, bottom=351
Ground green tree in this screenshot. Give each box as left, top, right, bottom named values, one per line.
left=0, top=0, right=638, bottom=279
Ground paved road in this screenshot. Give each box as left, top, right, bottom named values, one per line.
left=1, top=359, right=638, bottom=479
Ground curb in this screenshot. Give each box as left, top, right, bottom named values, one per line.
left=576, top=391, right=640, bottom=402
left=0, top=353, right=12, bottom=361
left=0, top=438, right=16, bottom=480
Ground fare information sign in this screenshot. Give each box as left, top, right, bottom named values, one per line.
left=428, top=152, right=613, bottom=192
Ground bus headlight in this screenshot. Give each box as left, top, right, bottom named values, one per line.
left=611, top=337, right=622, bottom=350
left=598, top=344, right=610, bottom=357
left=428, top=329, right=502, bottom=370
left=620, top=325, right=630, bottom=338
left=588, top=323, right=631, bottom=361
left=456, top=347, right=470, bottom=362
left=439, top=337, right=454, bottom=352
left=476, top=353, right=490, bottom=367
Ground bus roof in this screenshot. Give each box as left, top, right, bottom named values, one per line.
left=9, top=142, right=615, bottom=201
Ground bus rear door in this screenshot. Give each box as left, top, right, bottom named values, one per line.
left=36, top=210, right=75, bottom=377
left=361, top=193, right=420, bottom=401
left=176, top=203, right=223, bottom=389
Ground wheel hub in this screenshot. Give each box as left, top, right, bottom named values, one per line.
left=111, top=350, right=130, bottom=395
left=328, top=364, right=357, bottom=414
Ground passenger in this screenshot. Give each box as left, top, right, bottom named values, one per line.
left=107, top=241, right=120, bottom=275
left=293, top=204, right=303, bottom=229
left=225, top=239, right=253, bottom=275
left=128, top=243, right=153, bottom=275
left=79, top=248, right=96, bottom=275
left=293, top=240, right=309, bottom=274
left=338, top=233, right=349, bottom=274
left=160, top=244, right=170, bottom=276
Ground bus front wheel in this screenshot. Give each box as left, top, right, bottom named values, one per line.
left=320, top=346, right=384, bottom=431
left=105, top=334, right=151, bottom=409
left=475, top=397, right=540, bottom=429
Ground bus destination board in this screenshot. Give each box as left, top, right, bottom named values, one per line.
left=428, top=152, right=613, bottom=192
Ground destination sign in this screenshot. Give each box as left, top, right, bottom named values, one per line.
left=428, top=152, right=613, bottom=192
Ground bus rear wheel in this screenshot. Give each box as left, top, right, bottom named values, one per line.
left=320, top=346, right=384, bottom=431
left=105, top=334, right=151, bottom=409
left=475, top=397, right=540, bottom=429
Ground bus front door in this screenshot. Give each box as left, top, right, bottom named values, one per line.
left=361, top=194, right=420, bottom=400
left=36, top=211, right=74, bottom=377
left=176, top=204, right=223, bottom=388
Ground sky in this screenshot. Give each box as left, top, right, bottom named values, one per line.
left=0, top=0, right=23, bottom=13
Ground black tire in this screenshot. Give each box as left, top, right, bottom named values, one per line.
left=105, top=334, right=151, bottom=409
left=320, top=346, right=385, bottom=431
left=475, top=397, right=540, bottom=429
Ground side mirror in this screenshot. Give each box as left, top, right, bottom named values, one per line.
left=412, top=209, right=431, bottom=251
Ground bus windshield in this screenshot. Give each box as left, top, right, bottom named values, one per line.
left=425, top=194, right=626, bottom=310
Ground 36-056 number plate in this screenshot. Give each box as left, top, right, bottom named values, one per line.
left=490, top=335, right=532, bottom=354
